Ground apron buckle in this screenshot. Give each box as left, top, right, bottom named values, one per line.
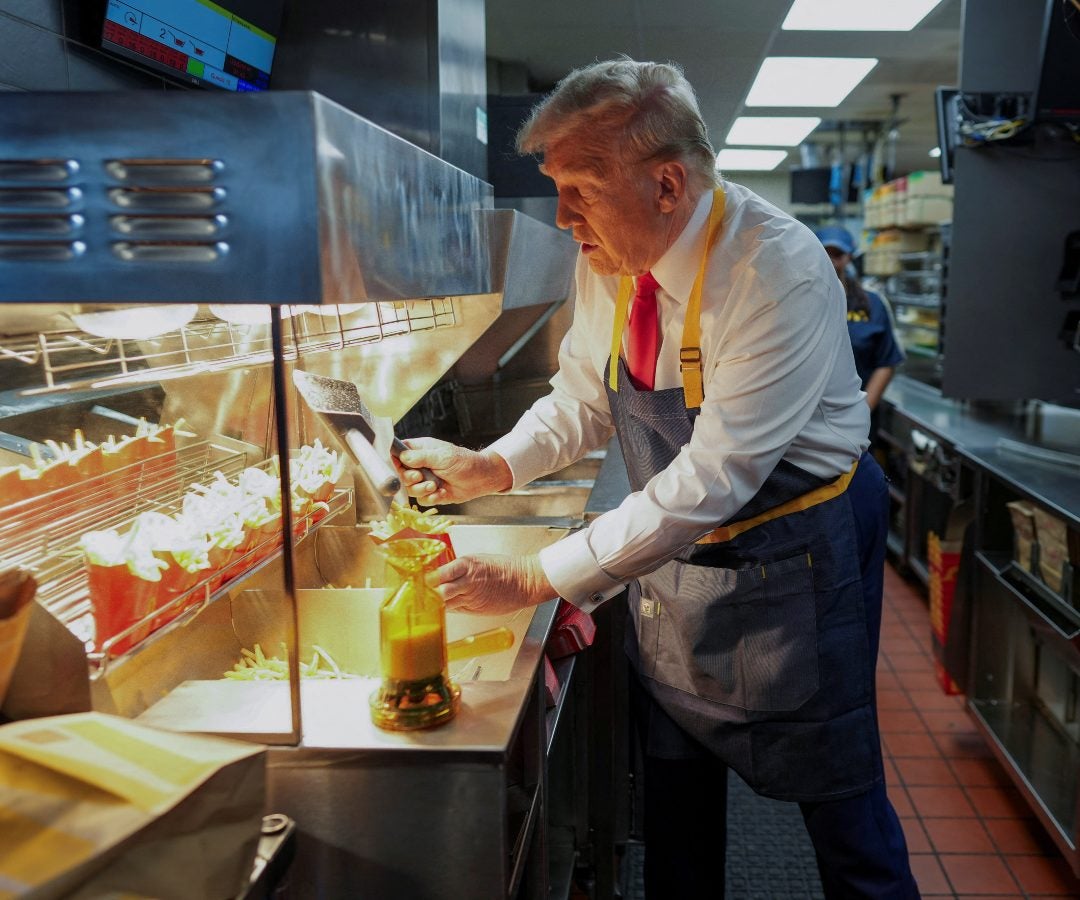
left=679, top=346, right=702, bottom=372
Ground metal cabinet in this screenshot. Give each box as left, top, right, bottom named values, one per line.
left=878, top=377, right=1080, bottom=876
left=965, top=452, right=1080, bottom=876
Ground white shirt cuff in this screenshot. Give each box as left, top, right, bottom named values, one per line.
left=486, top=431, right=550, bottom=489
left=539, top=529, right=627, bottom=614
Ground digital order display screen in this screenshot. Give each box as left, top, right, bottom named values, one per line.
left=101, top=0, right=282, bottom=92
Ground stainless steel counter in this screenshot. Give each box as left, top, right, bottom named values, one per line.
left=883, top=375, right=1080, bottom=526
left=883, top=376, right=1030, bottom=450
left=264, top=599, right=560, bottom=900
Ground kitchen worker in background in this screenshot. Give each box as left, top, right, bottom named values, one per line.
left=398, top=58, right=919, bottom=899
left=817, top=225, right=905, bottom=412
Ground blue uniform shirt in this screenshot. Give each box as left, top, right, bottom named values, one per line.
left=847, top=289, right=904, bottom=387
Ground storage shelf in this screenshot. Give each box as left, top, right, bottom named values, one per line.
left=976, top=551, right=1079, bottom=639
left=968, top=699, right=1078, bottom=849
left=890, top=292, right=941, bottom=309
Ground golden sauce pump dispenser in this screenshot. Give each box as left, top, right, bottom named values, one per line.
left=369, top=537, right=460, bottom=730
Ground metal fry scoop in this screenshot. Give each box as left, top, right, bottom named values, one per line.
left=292, top=370, right=402, bottom=496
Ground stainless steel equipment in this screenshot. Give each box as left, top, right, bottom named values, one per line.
left=0, top=88, right=580, bottom=898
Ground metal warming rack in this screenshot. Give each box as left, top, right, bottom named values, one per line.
left=0, top=301, right=458, bottom=393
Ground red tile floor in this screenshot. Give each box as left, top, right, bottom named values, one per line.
left=880, top=563, right=1080, bottom=898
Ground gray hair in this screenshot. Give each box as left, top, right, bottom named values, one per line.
left=516, top=57, right=718, bottom=190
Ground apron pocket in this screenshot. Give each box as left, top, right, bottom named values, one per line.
left=628, top=579, right=662, bottom=677
left=644, top=552, right=820, bottom=712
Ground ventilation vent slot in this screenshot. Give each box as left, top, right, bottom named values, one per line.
left=109, top=214, right=227, bottom=238
left=0, top=187, right=82, bottom=209
left=105, top=158, right=224, bottom=184
left=0, top=241, right=85, bottom=261
left=0, top=160, right=84, bottom=261
left=0, top=158, right=79, bottom=182
left=0, top=214, right=84, bottom=236
left=105, top=158, right=229, bottom=262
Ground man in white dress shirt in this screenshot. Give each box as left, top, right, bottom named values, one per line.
left=399, top=58, right=918, bottom=899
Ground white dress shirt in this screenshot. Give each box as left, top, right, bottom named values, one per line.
left=487, top=181, right=870, bottom=612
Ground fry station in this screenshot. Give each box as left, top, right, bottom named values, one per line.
left=0, top=88, right=596, bottom=898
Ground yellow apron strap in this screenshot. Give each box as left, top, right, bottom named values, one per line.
left=680, top=187, right=726, bottom=409
left=608, top=277, right=636, bottom=392
left=608, top=186, right=726, bottom=399
left=695, top=459, right=859, bottom=545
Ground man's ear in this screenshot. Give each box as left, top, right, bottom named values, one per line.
left=655, top=161, right=688, bottom=212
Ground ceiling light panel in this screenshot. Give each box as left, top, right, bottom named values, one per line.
left=745, top=57, right=878, bottom=107
left=783, top=0, right=944, bottom=32
left=725, top=117, right=822, bottom=146
left=716, top=149, right=789, bottom=171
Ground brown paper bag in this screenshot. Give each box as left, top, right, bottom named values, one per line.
left=0, top=712, right=265, bottom=899
left=0, top=570, right=36, bottom=708
left=1, top=600, right=91, bottom=722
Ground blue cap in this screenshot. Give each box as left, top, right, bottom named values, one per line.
left=816, top=225, right=856, bottom=256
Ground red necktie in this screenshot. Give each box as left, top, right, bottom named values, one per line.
left=627, top=271, right=660, bottom=390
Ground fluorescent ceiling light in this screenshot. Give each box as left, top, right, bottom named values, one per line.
left=746, top=57, right=877, bottom=107
left=726, top=117, right=822, bottom=146
left=783, top=0, right=943, bottom=32
left=716, top=149, right=788, bottom=172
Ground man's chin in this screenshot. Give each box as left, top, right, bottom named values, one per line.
left=584, top=252, right=618, bottom=277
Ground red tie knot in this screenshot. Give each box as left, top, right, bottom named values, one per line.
left=635, top=271, right=659, bottom=298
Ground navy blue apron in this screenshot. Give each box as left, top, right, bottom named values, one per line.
left=608, top=353, right=883, bottom=803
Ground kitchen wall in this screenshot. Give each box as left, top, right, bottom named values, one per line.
left=0, top=1, right=489, bottom=181
left=0, top=1, right=174, bottom=91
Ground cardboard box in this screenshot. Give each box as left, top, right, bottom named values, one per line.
left=1031, top=505, right=1070, bottom=594
left=1006, top=500, right=1036, bottom=573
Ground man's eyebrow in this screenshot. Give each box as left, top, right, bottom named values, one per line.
left=538, top=162, right=603, bottom=181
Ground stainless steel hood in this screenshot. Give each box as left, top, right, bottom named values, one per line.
left=0, top=90, right=496, bottom=305
left=0, top=90, right=576, bottom=418
left=452, top=208, right=576, bottom=384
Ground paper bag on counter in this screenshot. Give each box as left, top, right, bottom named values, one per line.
left=0, top=712, right=266, bottom=899
left=1, top=600, right=90, bottom=722
left=0, top=570, right=36, bottom=708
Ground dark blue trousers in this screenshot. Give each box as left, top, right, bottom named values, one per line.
left=633, top=455, right=920, bottom=898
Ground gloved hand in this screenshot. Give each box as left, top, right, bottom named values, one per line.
left=396, top=437, right=512, bottom=506
left=429, top=553, right=557, bottom=615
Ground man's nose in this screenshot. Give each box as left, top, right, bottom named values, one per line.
left=554, top=195, right=578, bottom=231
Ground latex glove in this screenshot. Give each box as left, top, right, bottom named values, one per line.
left=396, top=437, right=512, bottom=507
left=429, top=553, right=557, bottom=615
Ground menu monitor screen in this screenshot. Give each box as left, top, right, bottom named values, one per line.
left=101, top=0, right=285, bottom=92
